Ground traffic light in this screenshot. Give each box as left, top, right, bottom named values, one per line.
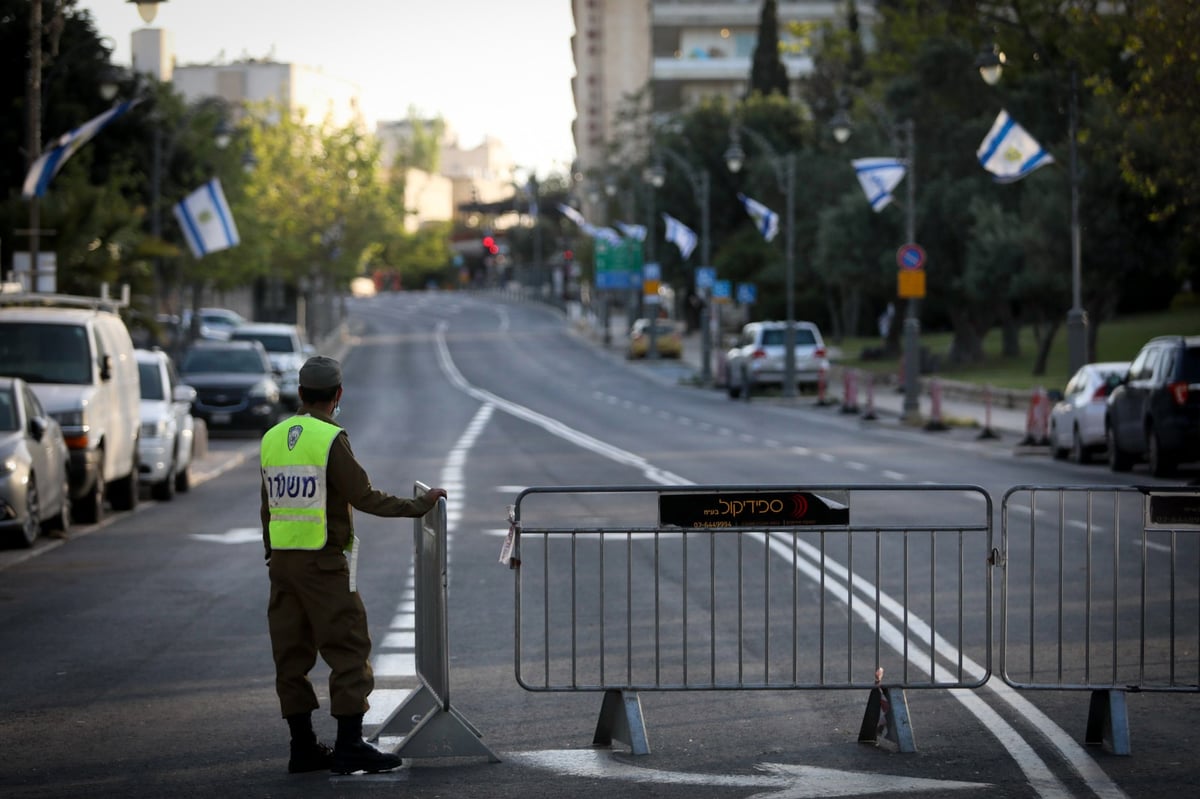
left=563, top=249, right=573, bottom=262
left=482, top=235, right=498, bottom=255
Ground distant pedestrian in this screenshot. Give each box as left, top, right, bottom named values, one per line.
left=260, top=355, right=447, bottom=775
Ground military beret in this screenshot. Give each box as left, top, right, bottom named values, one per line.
left=299, top=356, right=342, bottom=389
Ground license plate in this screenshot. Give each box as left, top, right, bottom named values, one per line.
left=211, top=412, right=232, bottom=425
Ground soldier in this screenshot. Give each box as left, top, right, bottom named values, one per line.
left=260, top=355, right=447, bottom=774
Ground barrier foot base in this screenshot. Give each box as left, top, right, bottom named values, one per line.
left=977, top=427, right=999, bottom=440
left=858, top=686, right=916, bottom=752
left=593, top=688, right=650, bottom=755
left=1085, top=689, right=1131, bottom=756
left=370, top=684, right=501, bottom=763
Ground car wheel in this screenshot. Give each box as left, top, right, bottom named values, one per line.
left=74, top=455, right=105, bottom=524
left=152, top=460, right=176, bottom=502
left=726, top=367, right=741, bottom=399
left=49, top=466, right=71, bottom=534
left=110, top=450, right=140, bottom=511
left=1107, top=425, right=1132, bottom=472
left=1050, top=422, right=1068, bottom=459
left=1070, top=426, right=1090, bottom=464
left=18, top=473, right=40, bottom=547
left=1147, top=427, right=1176, bottom=477
left=175, top=446, right=192, bottom=494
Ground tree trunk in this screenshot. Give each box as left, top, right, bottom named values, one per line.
left=1030, top=318, right=1060, bottom=376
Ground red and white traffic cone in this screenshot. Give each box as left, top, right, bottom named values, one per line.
left=977, top=384, right=999, bottom=439
left=924, top=378, right=949, bottom=431
left=841, top=369, right=860, bottom=414
left=862, top=371, right=877, bottom=420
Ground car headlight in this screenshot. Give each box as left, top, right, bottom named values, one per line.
left=249, top=379, right=279, bottom=400
left=141, top=418, right=172, bottom=439
left=52, top=409, right=86, bottom=428
left=0, top=456, right=18, bottom=476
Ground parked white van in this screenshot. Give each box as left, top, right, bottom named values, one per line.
left=0, top=292, right=141, bottom=523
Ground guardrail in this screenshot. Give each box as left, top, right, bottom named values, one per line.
left=368, top=481, right=499, bottom=762
left=506, top=484, right=994, bottom=754
left=999, top=485, right=1200, bottom=755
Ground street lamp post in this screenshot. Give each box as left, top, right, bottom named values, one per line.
left=831, top=103, right=921, bottom=422
left=129, top=1, right=169, bottom=24
left=646, top=147, right=711, bottom=381
left=977, top=45, right=1087, bottom=375
left=643, top=164, right=663, bottom=359
left=724, top=124, right=798, bottom=398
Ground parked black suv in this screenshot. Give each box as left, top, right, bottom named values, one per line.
left=1106, top=335, right=1200, bottom=476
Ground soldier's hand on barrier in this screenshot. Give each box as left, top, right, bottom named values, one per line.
left=425, top=487, right=448, bottom=502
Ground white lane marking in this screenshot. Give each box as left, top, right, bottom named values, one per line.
left=190, top=528, right=260, bottom=544
left=427, top=321, right=1125, bottom=799
left=434, top=323, right=688, bottom=485
left=882, top=470, right=906, bottom=481
left=507, top=750, right=989, bottom=797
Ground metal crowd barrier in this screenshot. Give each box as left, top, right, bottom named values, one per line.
left=999, top=485, right=1200, bottom=755
left=505, top=484, right=994, bottom=754
left=369, top=482, right=500, bottom=762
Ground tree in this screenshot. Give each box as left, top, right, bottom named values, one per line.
left=749, top=0, right=789, bottom=98
left=1113, top=0, right=1200, bottom=270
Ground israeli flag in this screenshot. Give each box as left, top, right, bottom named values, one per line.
left=662, top=213, right=698, bottom=259
left=737, top=193, right=779, bottom=241
left=615, top=222, right=646, bottom=241
left=22, top=99, right=142, bottom=199
left=851, top=157, right=907, bottom=212
left=594, top=227, right=624, bottom=246
left=173, top=179, right=240, bottom=258
left=557, top=203, right=587, bottom=228
left=977, top=110, right=1054, bottom=183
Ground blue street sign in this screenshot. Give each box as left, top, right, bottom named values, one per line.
left=736, top=283, right=757, bottom=304
left=713, top=279, right=732, bottom=300
left=644, top=262, right=661, bottom=281
left=695, top=266, right=716, bottom=290
left=897, top=242, right=926, bottom=270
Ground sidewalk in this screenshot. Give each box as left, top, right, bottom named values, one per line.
left=577, top=312, right=1040, bottom=442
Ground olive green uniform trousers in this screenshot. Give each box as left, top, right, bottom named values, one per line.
left=267, top=549, right=373, bottom=717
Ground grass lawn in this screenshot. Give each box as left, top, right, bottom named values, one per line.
left=830, top=295, right=1200, bottom=392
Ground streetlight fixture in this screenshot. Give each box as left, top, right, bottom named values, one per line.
left=831, top=97, right=922, bottom=423
left=648, top=146, right=711, bottom=381
left=724, top=123, right=798, bottom=398
left=129, top=1, right=169, bottom=24
left=976, top=42, right=1087, bottom=375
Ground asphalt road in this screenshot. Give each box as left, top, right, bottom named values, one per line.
left=0, top=291, right=1196, bottom=799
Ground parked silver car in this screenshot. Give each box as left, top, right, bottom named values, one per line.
left=0, top=377, right=71, bottom=546
left=724, top=320, right=829, bottom=398
left=229, top=322, right=313, bottom=410
left=1048, top=361, right=1130, bottom=464
left=136, top=349, right=197, bottom=501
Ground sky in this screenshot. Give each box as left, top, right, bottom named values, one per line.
left=79, top=0, right=578, bottom=179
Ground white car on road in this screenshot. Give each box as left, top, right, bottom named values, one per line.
left=136, top=349, right=197, bottom=500
left=724, top=320, right=829, bottom=398
left=1048, top=361, right=1130, bottom=464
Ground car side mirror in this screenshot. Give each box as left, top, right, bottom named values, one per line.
left=28, top=416, right=47, bottom=442
left=173, top=384, right=197, bottom=404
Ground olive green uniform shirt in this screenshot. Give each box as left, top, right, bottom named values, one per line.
left=260, top=407, right=438, bottom=560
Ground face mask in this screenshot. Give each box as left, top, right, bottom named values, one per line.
left=332, top=404, right=342, bottom=420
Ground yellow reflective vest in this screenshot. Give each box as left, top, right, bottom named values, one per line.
left=261, top=415, right=341, bottom=550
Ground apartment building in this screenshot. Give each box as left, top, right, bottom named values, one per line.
left=571, top=0, right=875, bottom=172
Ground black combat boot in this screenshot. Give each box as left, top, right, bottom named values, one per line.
left=286, top=712, right=334, bottom=773
left=331, top=713, right=401, bottom=774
